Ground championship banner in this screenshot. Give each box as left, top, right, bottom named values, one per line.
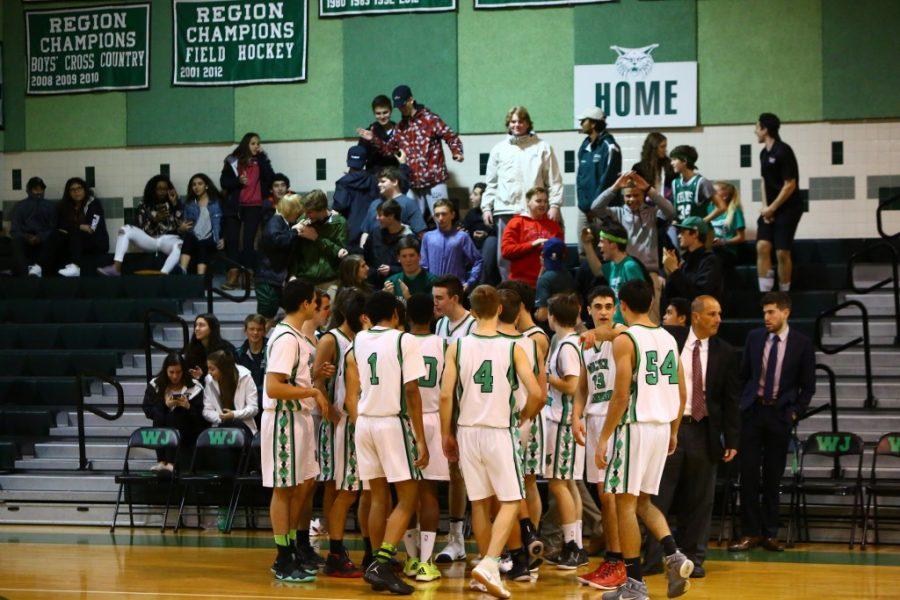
left=475, top=0, right=613, bottom=9
left=173, top=0, right=308, bottom=86
left=25, top=3, right=150, bottom=95
left=319, top=0, right=455, bottom=18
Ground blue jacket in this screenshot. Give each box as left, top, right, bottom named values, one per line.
left=183, top=199, right=223, bottom=243
left=739, top=326, right=816, bottom=422
left=332, top=169, right=379, bottom=249
left=257, top=212, right=298, bottom=287
left=576, top=131, right=621, bottom=213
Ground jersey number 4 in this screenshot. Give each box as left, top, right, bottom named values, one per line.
left=645, top=350, right=678, bottom=385
left=473, top=360, right=494, bottom=393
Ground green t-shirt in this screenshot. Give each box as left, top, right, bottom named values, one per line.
left=385, top=269, right=438, bottom=298
left=601, top=256, right=646, bottom=324
left=708, top=204, right=746, bottom=255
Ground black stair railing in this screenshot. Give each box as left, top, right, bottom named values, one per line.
left=143, top=308, right=189, bottom=382
left=814, top=300, right=876, bottom=409
left=875, top=193, right=900, bottom=242
left=205, top=256, right=252, bottom=314
left=847, top=240, right=900, bottom=346
left=75, top=373, right=124, bottom=471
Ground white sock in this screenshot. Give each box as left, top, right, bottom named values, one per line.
left=758, top=271, right=775, bottom=292
left=450, top=520, right=464, bottom=543
left=780, top=281, right=791, bottom=291
left=420, top=531, right=436, bottom=563
left=575, top=519, right=584, bottom=549
left=404, top=528, right=420, bottom=559
left=563, top=522, right=577, bottom=545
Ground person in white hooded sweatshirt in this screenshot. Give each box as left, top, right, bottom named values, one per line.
left=203, top=349, right=259, bottom=435
left=481, top=107, right=564, bottom=281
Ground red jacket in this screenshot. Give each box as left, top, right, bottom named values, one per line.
left=500, top=213, right=564, bottom=286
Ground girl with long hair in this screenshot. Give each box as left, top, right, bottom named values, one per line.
left=57, top=177, right=109, bottom=277
left=202, top=350, right=258, bottom=434
left=186, top=313, right=236, bottom=381
left=632, top=132, right=675, bottom=197
left=710, top=181, right=747, bottom=267
left=180, top=173, right=224, bottom=275
left=338, top=254, right=373, bottom=293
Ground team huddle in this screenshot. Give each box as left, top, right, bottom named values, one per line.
left=261, top=275, right=693, bottom=600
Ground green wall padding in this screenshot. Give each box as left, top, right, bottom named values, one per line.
left=3, top=0, right=26, bottom=151
left=341, top=13, right=458, bottom=139
left=125, top=0, right=234, bottom=146
left=26, top=94, right=128, bottom=150
left=235, top=14, right=344, bottom=142
left=698, top=0, right=822, bottom=125
left=458, top=3, right=573, bottom=134
left=822, top=0, right=900, bottom=120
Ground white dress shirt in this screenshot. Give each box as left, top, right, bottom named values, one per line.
left=681, top=328, right=708, bottom=417
left=757, top=325, right=790, bottom=399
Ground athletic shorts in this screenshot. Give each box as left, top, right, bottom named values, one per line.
left=334, top=415, right=365, bottom=492
left=603, top=422, right=671, bottom=496
left=261, top=406, right=319, bottom=488
left=756, top=205, right=802, bottom=251
left=518, top=413, right=545, bottom=477
left=544, top=419, right=584, bottom=480
left=317, top=418, right=335, bottom=482
left=457, top=426, right=525, bottom=502
left=421, top=412, right=450, bottom=482
left=255, top=282, right=283, bottom=319
left=355, top=414, right=422, bottom=483
left=585, top=415, right=614, bottom=485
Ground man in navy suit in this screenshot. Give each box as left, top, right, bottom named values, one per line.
left=729, top=291, right=815, bottom=552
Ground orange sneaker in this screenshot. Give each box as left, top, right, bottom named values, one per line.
left=584, top=560, right=627, bottom=590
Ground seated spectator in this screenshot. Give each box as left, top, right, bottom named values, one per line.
left=710, top=181, right=746, bottom=268
left=98, top=175, right=188, bottom=276
left=186, top=313, right=237, bottom=381
left=256, top=192, right=302, bottom=328
left=361, top=166, right=427, bottom=248
left=534, top=238, right=576, bottom=322
left=363, top=199, right=414, bottom=289
left=461, top=182, right=498, bottom=284
left=359, top=94, right=401, bottom=177
left=338, top=254, right=374, bottom=294
left=56, top=177, right=108, bottom=277
left=582, top=220, right=652, bottom=324
left=384, top=236, right=438, bottom=299
left=11, top=176, right=56, bottom=277
left=291, top=189, right=347, bottom=298
left=269, top=172, right=291, bottom=209
left=236, top=314, right=267, bottom=428
left=141, top=353, right=204, bottom=472
left=180, top=173, right=223, bottom=275
left=421, top=199, right=482, bottom=293
left=663, top=216, right=724, bottom=306
left=662, top=297, right=691, bottom=328
left=500, top=186, right=563, bottom=287
left=333, top=145, right=379, bottom=252
left=203, top=350, right=259, bottom=435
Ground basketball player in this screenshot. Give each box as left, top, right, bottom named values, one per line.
left=261, top=279, right=329, bottom=582
left=345, top=291, right=429, bottom=595
left=440, top=285, right=544, bottom=599
left=596, top=280, right=693, bottom=600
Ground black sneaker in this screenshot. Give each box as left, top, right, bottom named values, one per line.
left=297, top=544, right=325, bottom=569
left=364, top=561, right=415, bottom=595
left=554, top=541, right=580, bottom=570
left=523, top=528, right=544, bottom=558
left=362, top=552, right=374, bottom=570
left=323, top=551, right=364, bottom=578
left=273, top=556, right=316, bottom=582
left=506, top=550, right=533, bottom=582
left=529, top=556, right=544, bottom=571
left=576, top=547, right=590, bottom=567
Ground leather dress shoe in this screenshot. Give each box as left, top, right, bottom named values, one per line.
left=728, top=536, right=762, bottom=552
left=761, top=537, right=784, bottom=552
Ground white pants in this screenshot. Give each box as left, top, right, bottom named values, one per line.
left=409, top=182, right=448, bottom=218
left=114, top=226, right=182, bottom=274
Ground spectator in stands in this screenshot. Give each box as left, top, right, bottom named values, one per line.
left=501, top=186, right=563, bottom=288
left=357, top=84, right=463, bottom=218
left=755, top=112, right=802, bottom=293
left=363, top=199, right=414, bottom=290
left=670, top=145, right=726, bottom=225
left=97, top=175, right=188, bottom=277
left=534, top=238, right=576, bottom=323
left=141, top=353, right=204, bottom=472
left=730, top=291, right=815, bottom=553
left=56, top=177, right=108, bottom=277
left=338, top=254, right=373, bottom=294
left=576, top=107, right=621, bottom=215
left=632, top=132, right=675, bottom=199
left=270, top=173, right=291, bottom=208
left=333, top=145, right=380, bottom=252
left=11, top=176, right=56, bottom=277
left=186, top=313, right=236, bottom=381
left=710, top=181, right=746, bottom=269
left=663, top=217, right=724, bottom=305
left=203, top=350, right=259, bottom=435
left=291, top=190, right=348, bottom=298
left=257, top=193, right=303, bottom=328
left=180, top=174, right=224, bottom=275
left=220, top=132, right=275, bottom=289
left=482, top=106, right=564, bottom=278
left=461, top=183, right=498, bottom=284
left=663, top=297, right=691, bottom=328
left=359, top=95, right=401, bottom=176
left=582, top=220, right=652, bottom=324
left=421, top=199, right=482, bottom=293
left=384, top=236, right=437, bottom=300
left=236, top=314, right=268, bottom=428
left=361, top=167, right=427, bottom=246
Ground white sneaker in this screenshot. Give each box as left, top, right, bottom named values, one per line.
left=469, top=579, right=488, bottom=592
left=498, top=553, right=513, bottom=574
left=435, top=538, right=467, bottom=563
left=310, top=517, right=328, bottom=537
left=58, top=263, right=81, bottom=277
left=150, top=462, right=167, bottom=472
left=472, top=559, right=510, bottom=599
left=27, top=264, right=42, bottom=277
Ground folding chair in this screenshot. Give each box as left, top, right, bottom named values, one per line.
left=111, top=427, right=181, bottom=532
left=862, top=432, right=900, bottom=548
left=225, top=431, right=263, bottom=532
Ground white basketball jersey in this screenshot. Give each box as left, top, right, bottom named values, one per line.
left=262, top=322, right=313, bottom=411
left=300, top=332, right=319, bottom=414
left=582, top=340, right=615, bottom=417
left=354, top=326, right=426, bottom=417
left=436, top=312, right=476, bottom=343
left=413, top=333, right=446, bottom=414
left=621, top=325, right=681, bottom=425
left=500, top=332, right=537, bottom=413
left=326, top=328, right=353, bottom=412
left=456, top=334, right=517, bottom=429
left=546, top=332, right=582, bottom=424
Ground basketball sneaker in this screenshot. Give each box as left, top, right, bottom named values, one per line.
left=323, top=550, right=363, bottom=578
left=434, top=537, right=466, bottom=563
left=601, top=577, right=649, bottom=600
left=505, top=549, right=533, bottom=582
left=415, top=561, right=442, bottom=582
left=403, top=556, right=420, bottom=578
left=472, top=557, right=511, bottom=599
left=498, top=551, right=513, bottom=574
left=273, top=555, right=316, bottom=583
left=554, top=541, right=581, bottom=570
left=296, top=543, right=325, bottom=569
left=664, top=550, right=694, bottom=598
left=576, top=547, right=590, bottom=567
left=522, top=527, right=544, bottom=558
left=364, top=561, right=414, bottom=595
left=579, top=560, right=627, bottom=590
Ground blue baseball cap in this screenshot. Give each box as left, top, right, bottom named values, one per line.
left=542, top=238, right=566, bottom=271
left=346, top=145, right=367, bottom=169
left=392, top=85, right=413, bottom=108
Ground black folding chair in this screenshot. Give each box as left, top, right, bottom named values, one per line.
left=791, top=431, right=865, bottom=548
left=224, top=431, right=263, bottom=533
left=862, top=432, right=900, bottom=548
left=175, top=427, right=249, bottom=532
left=111, top=427, right=181, bottom=532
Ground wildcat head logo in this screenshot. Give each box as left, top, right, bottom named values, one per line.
left=610, top=44, right=659, bottom=79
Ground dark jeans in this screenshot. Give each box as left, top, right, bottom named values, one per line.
left=57, top=228, right=108, bottom=267
left=181, top=232, right=217, bottom=269
left=223, top=206, right=264, bottom=270
left=11, top=233, right=56, bottom=275
left=480, top=235, right=501, bottom=286
left=152, top=410, right=200, bottom=464
left=739, top=404, right=792, bottom=538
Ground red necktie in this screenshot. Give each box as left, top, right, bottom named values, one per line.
left=691, top=340, right=707, bottom=420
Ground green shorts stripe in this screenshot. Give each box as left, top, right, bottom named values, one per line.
left=399, top=415, right=422, bottom=481
left=509, top=426, right=525, bottom=498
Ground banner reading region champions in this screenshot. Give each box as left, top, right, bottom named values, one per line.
left=173, top=0, right=308, bottom=86
left=475, top=0, right=613, bottom=8
left=25, top=3, right=150, bottom=95
left=320, top=0, right=455, bottom=18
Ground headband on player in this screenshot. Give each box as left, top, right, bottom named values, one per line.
left=599, top=231, right=627, bottom=245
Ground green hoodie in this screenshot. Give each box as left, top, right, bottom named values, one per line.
left=290, top=212, right=348, bottom=283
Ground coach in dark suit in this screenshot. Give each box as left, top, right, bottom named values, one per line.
left=645, top=295, right=740, bottom=577
left=730, top=291, right=815, bottom=552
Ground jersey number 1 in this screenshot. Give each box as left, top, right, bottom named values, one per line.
left=367, top=353, right=379, bottom=385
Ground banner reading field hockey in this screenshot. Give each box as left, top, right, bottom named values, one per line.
left=475, top=0, right=613, bottom=9
left=173, top=0, right=308, bottom=86
left=320, top=0, right=455, bottom=18
left=25, top=4, right=150, bottom=95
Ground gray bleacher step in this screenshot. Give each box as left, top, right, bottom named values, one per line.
left=0, top=473, right=118, bottom=492
left=99, top=380, right=146, bottom=396
left=813, top=378, right=900, bottom=399
left=0, top=502, right=120, bottom=526
left=50, top=425, right=138, bottom=438
left=815, top=351, right=900, bottom=376
left=62, top=411, right=151, bottom=428
left=842, top=292, right=899, bottom=312
left=15, top=457, right=156, bottom=470
left=828, top=319, right=897, bottom=338
left=34, top=442, right=153, bottom=459
left=0, top=490, right=119, bottom=504
left=798, top=412, right=900, bottom=432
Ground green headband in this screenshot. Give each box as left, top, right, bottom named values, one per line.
left=599, top=230, right=627, bottom=245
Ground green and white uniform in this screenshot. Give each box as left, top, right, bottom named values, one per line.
left=413, top=333, right=450, bottom=481
left=435, top=312, right=476, bottom=343
left=672, top=174, right=715, bottom=221
left=317, top=328, right=351, bottom=482
left=544, top=332, right=584, bottom=480
left=521, top=325, right=549, bottom=476
left=604, top=325, right=680, bottom=496
left=501, top=331, right=542, bottom=476
left=353, top=326, right=426, bottom=483
left=582, top=340, right=616, bottom=485
left=455, top=334, right=525, bottom=502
